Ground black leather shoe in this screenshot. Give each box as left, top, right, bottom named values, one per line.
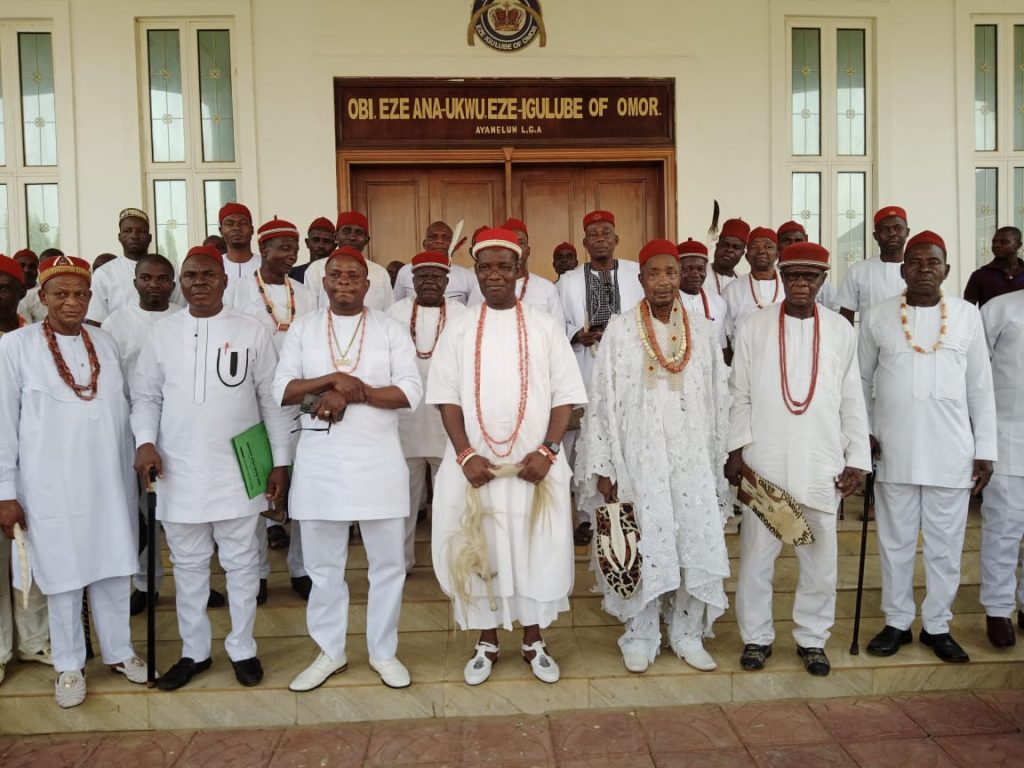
left=797, top=646, right=831, bottom=676
left=257, top=579, right=268, bottom=605
left=987, top=616, right=1016, bottom=648
left=866, top=625, right=912, bottom=656
left=740, top=643, right=772, bottom=671
left=129, top=589, right=157, bottom=616
left=1018, top=611, right=1024, bottom=632
left=207, top=589, right=226, bottom=609
left=232, top=656, right=264, bottom=687
left=920, top=630, right=970, bottom=663
left=291, top=576, right=312, bottom=601
left=157, top=657, right=212, bottom=691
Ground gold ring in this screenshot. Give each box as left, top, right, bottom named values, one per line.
left=324, top=410, right=332, bottom=417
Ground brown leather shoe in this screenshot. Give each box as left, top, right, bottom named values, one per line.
left=987, top=616, right=1016, bottom=648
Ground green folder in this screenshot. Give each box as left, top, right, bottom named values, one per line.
left=232, top=422, right=273, bottom=500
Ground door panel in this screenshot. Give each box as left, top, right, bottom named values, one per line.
left=351, top=167, right=429, bottom=265
left=511, top=167, right=586, bottom=281
left=427, top=168, right=506, bottom=270
left=585, top=165, right=662, bottom=267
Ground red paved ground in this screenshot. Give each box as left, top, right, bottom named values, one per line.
left=2, top=691, right=1024, bottom=767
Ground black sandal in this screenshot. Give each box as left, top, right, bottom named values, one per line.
left=573, top=521, right=594, bottom=547
left=740, top=643, right=772, bottom=671
left=267, top=524, right=290, bottom=550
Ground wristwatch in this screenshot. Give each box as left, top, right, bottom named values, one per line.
left=542, top=440, right=561, bottom=456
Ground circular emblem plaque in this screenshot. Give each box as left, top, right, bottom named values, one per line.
left=468, top=0, right=546, bottom=53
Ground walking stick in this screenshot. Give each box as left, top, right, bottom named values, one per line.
left=82, top=587, right=94, bottom=659
left=849, top=466, right=876, bottom=655
left=146, top=468, right=158, bottom=686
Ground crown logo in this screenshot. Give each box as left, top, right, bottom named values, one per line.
left=490, top=2, right=523, bottom=32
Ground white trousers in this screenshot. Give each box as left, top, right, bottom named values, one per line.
left=48, top=576, right=134, bottom=673
left=619, top=582, right=707, bottom=664
left=980, top=474, right=1024, bottom=618
left=302, top=517, right=405, bottom=661
left=875, top=482, right=969, bottom=634
left=562, top=430, right=588, bottom=526
left=736, top=505, right=837, bottom=648
left=406, top=456, right=441, bottom=571
left=163, top=516, right=260, bottom=662
left=0, top=535, right=50, bottom=664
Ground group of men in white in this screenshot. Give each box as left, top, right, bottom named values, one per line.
left=0, top=198, right=1019, bottom=709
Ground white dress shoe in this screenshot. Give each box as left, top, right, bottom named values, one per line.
left=369, top=657, right=411, bottom=689
left=289, top=651, right=348, bottom=692
left=18, top=643, right=53, bottom=666
left=110, top=655, right=148, bottom=684
left=676, top=638, right=717, bottom=671
left=463, top=642, right=499, bottom=686
left=622, top=650, right=650, bottom=673
left=522, top=640, right=560, bottom=684
left=55, top=670, right=87, bottom=708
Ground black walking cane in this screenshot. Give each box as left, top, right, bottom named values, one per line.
left=849, top=466, right=876, bottom=655
left=82, top=588, right=94, bottom=659
left=146, top=468, right=158, bottom=686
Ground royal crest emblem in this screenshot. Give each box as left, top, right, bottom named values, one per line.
left=468, top=0, right=546, bottom=53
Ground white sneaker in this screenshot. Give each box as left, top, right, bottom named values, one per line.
left=622, top=650, right=650, bottom=673
left=110, top=655, right=148, bottom=684
left=676, top=638, right=717, bottom=671
left=18, top=643, right=53, bottom=666
left=55, top=670, right=87, bottom=708
left=522, top=640, right=560, bottom=684
left=289, top=650, right=348, bottom=692
left=369, top=656, right=411, bottom=689
left=463, top=642, right=499, bottom=686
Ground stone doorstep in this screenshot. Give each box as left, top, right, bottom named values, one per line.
left=1, top=618, right=1021, bottom=734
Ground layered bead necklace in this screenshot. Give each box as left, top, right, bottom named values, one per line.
left=698, top=288, right=711, bottom=319
left=900, top=290, right=947, bottom=354
left=748, top=273, right=781, bottom=308
left=517, top=271, right=531, bottom=300
left=327, top=308, right=367, bottom=372
left=778, top=304, right=820, bottom=415
left=43, top=318, right=101, bottom=400
left=410, top=300, right=446, bottom=360
left=473, top=302, right=529, bottom=458
left=637, top=298, right=692, bottom=374
left=254, top=269, right=296, bottom=332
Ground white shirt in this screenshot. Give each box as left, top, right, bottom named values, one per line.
left=387, top=297, right=467, bottom=459
left=981, top=291, right=1024, bottom=477
left=469, top=272, right=565, bottom=326
left=103, top=302, right=181, bottom=389
left=0, top=324, right=138, bottom=593
left=836, top=257, right=905, bottom=314
left=17, top=288, right=46, bottom=323
left=681, top=289, right=728, bottom=349
left=272, top=308, right=422, bottom=522
left=86, top=256, right=184, bottom=324
left=722, top=274, right=785, bottom=339
left=394, top=262, right=479, bottom=305
left=130, top=308, right=292, bottom=524
left=222, top=253, right=259, bottom=286
left=859, top=295, right=997, bottom=487
left=303, top=255, right=395, bottom=313
left=703, top=270, right=736, bottom=298
left=224, top=269, right=315, bottom=352
left=728, top=305, right=872, bottom=512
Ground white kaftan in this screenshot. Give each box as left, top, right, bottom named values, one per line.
left=130, top=308, right=293, bottom=523
left=222, top=254, right=259, bottom=286
left=86, top=256, right=184, bottom=324
left=427, top=302, right=588, bottom=630
left=471, top=273, right=566, bottom=326
left=272, top=308, right=423, bottom=521
left=103, top=303, right=181, bottom=386
left=575, top=303, right=732, bottom=636
left=835, top=257, right=905, bottom=315
left=721, top=274, right=785, bottom=340
left=302, top=255, right=395, bottom=312
left=681, top=289, right=727, bottom=349
left=17, top=288, right=45, bottom=323
left=0, top=325, right=137, bottom=594
left=224, top=270, right=315, bottom=352
left=703, top=270, right=736, bottom=298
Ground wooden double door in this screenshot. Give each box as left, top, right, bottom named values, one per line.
left=350, top=163, right=665, bottom=281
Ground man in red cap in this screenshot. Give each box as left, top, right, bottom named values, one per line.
left=678, top=238, right=727, bottom=349
left=387, top=251, right=468, bottom=572
left=275, top=246, right=422, bottom=692
left=301, top=211, right=395, bottom=313
left=428, top=227, right=586, bottom=687
left=289, top=217, right=337, bottom=284
left=836, top=206, right=910, bottom=325
left=225, top=218, right=315, bottom=601
left=0, top=254, right=146, bottom=707
left=964, top=226, right=1024, bottom=307
left=552, top=242, right=578, bottom=280
left=721, top=227, right=785, bottom=358
left=859, top=231, right=996, bottom=663
left=727, top=241, right=870, bottom=677
left=392, top=220, right=478, bottom=305
left=218, top=202, right=258, bottom=284
left=14, top=249, right=45, bottom=323
left=132, top=244, right=292, bottom=691
left=576, top=238, right=730, bottom=674
left=0, top=255, right=27, bottom=337
left=777, top=221, right=839, bottom=312
left=705, top=218, right=748, bottom=297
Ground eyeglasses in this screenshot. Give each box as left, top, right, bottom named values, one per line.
left=291, top=412, right=332, bottom=434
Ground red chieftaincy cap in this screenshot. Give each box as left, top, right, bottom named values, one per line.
left=327, top=245, right=368, bottom=271
left=904, top=230, right=946, bottom=255
left=583, top=210, right=615, bottom=228
left=0, top=254, right=25, bottom=285
left=776, top=220, right=806, bottom=238
left=778, top=241, right=831, bottom=271
left=638, top=238, right=679, bottom=267
left=501, top=217, right=528, bottom=235
left=718, top=218, right=751, bottom=243
left=873, top=206, right=908, bottom=227
left=257, top=217, right=300, bottom=246
left=307, top=216, right=335, bottom=234
left=218, top=202, right=252, bottom=224
left=748, top=227, right=778, bottom=246
left=38, top=254, right=92, bottom=287
left=335, top=211, right=369, bottom=234
left=471, top=228, right=523, bottom=258
left=677, top=238, right=709, bottom=259
left=185, top=244, right=224, bottom=265
left=410, top=251, right=451, bottom=272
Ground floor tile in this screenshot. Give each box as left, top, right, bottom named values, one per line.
left=267, top=725, right=371, bottom=768
left=177, top=729, right=282, bottom=768
left=723, top=702, right=833, bottom=747
left=0, top=734, right=102, bottom=768
left=976, top=690, right=1024, bottom=729
left=364, top=720, right=462, bottom=766
left=558, top=756, right=655, bottom=768
left=841, top=738, right=960, bottom=768
left=933, top=732, right=1024, bottom=767
left=461, top=715, right=553, bottom=763
left=81, top=731, right=194, bottom=768
left=807, top=697, right=925, bottom=742
left=894, top=692, right=1016, bottom=736
left=638, top=705, right=743, bottom=754
left=747, top=743, right=855, bottom=767
left=651, top=748, right=757, bottom=767
left=549, top=710, right=648, bottom=759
